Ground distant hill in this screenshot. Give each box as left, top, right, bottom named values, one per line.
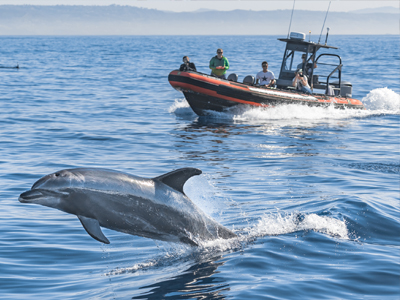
left=350, top=6, right=398, bottom=14
left=0, top=5, right=397, bottom=35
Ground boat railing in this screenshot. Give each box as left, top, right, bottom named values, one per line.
left=312, top=53, right=342, bottom=90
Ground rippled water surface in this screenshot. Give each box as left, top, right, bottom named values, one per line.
left=1, top=35, right=399, bottom=299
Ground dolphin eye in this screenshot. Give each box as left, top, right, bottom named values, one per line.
left=55, top=173, right=60, bottom=177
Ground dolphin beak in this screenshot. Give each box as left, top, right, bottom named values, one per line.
left=19, top=190, right=44, bottom=203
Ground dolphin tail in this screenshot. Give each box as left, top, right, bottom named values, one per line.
left=180, top=236, right=199, bottom=246
left=218, top=226, right=237, bottom=239
left=154, top=168, right=202, bottom=195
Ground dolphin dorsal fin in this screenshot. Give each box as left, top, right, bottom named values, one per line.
left=78, top=215, right=110, bottom=244
left=154, top=168, right=202, bottom=194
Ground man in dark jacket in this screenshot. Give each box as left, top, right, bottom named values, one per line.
left=179, top=56, right=197, bottom=71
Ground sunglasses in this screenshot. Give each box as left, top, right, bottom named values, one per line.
left=217, top=51, right=223, bottom=54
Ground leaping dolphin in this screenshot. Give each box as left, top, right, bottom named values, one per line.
left=19, top=167, right=236, bottom=246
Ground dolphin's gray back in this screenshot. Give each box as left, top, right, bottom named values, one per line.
left=67, top=168, right=203, bottom=214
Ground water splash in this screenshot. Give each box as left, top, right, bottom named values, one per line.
left=105, top=211, right=348, bottom=276
left=168, top=98, right=194, bottom=116
left=246, top=212, right=348, bottom=239
left=361, top=87, right=400, bottom=112
left=169, top=88, right=400, bottom=123
left=184, top=174, right=229, bottom=219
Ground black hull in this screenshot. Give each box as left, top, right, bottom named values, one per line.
left=183, top=90, right=351, bottom=116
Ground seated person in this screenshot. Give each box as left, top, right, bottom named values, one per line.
left=292, top=69, right=312, bottom=94
left=179, top=56, right=196, bottom=71
left=256, top=61, right=275, bottom=88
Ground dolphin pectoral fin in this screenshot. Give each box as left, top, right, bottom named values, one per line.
left=77, top=215, right=110, bottom=244
left=154, top=168, right=202, bottom=194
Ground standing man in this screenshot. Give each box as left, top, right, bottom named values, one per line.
left=209, top=48, right=229, bottom=79
left=256, top=61, right=275, bottom=88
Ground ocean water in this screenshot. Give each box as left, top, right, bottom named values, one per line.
left=0, top=35, right=399, bottom=299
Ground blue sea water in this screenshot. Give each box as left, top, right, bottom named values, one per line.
left=0, top=35, right=399, bottom=299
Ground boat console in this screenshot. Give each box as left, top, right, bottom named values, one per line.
left=276, top=31, right=352, bottom=97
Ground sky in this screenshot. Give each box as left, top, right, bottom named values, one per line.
left=0, top=0, right=398, bottom=12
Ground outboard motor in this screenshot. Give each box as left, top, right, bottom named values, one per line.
left=332, top=80, right=352, bottom=98
left=227, top=73, right=238, bottom=82
left=243, top=75, right=255, bottom=86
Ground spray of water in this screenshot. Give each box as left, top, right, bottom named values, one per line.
left=169, top=88, right=400, bottom=121
left=106, top=176, right=349, bottom=276
left=361, top=87, right=400, bottom=112
left=168, top=98, right=194, bottom=116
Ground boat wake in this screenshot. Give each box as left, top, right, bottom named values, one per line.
left=169, top=88, right=400, bottom=122
left=168, top=98, right=196, bottom=117
left=361, top=87, right=400, bottom=112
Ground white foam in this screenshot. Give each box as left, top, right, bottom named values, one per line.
left=199, top=104, right=372, bottom=126
left=299, top=214, right=348, bottom=238
left=106, top=260, right=158, bottom=276
left=168, top=98, right=194, bottom=116
left=361, top=87, right=400, bottom=112
left=168, top=88, right=400, bottom=122
left=246, top=211, right=349, bottom=239
left=104, top=211, right=348, bottom=276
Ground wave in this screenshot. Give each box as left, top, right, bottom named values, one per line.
left=169, top=88, right=400, bottom=123
left=243, top=211, right=348, bottom=239
left=361, top=87, right=400, bottom=112
left=105, top=211, right=348, bottom=276
left=168, top=98, right=195, bottom=117
left=344, top=162, right=400, bottom=175
left=105, top=174, right=351, bottom=276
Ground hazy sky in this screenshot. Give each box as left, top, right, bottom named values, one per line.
left=0, top=0, right=399, bottom=12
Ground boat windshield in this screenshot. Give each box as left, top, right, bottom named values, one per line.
left=282, top=51, right=306, bottom=72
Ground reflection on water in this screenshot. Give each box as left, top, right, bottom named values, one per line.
left=131, top=257, right=229, bottom=300
left=171, top=112, right=352, bottom=164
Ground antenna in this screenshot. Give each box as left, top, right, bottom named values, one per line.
left=309, top=31, right=311, bottom=42
left=318, top=1, right=331, bottom=44
left=325, top=27, right=330, bottom=45
left=287, top=0, right=296, bottom=39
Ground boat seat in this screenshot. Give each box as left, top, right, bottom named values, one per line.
left=276, top=79, right=293, bottom=88
left=227, top=73, right=238, bottom=82
left=243, top=75, right=255, bottom=86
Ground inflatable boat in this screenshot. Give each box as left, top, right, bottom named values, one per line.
left=168, top=32, right=365, bottom=116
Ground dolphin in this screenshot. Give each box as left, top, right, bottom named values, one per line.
left=18, top=167, right=236, bottom=246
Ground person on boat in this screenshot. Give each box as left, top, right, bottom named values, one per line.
left=297, top=54, right=317, bottom=75
left=179, top=56, right=197, bottom=72
left=297, top=54, right=307, bottom=71
left=256, top=61, right=275, bottom=88
left=292, top=69, right=312, bottom=94
left=209, top=48, right=229, bottom=79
